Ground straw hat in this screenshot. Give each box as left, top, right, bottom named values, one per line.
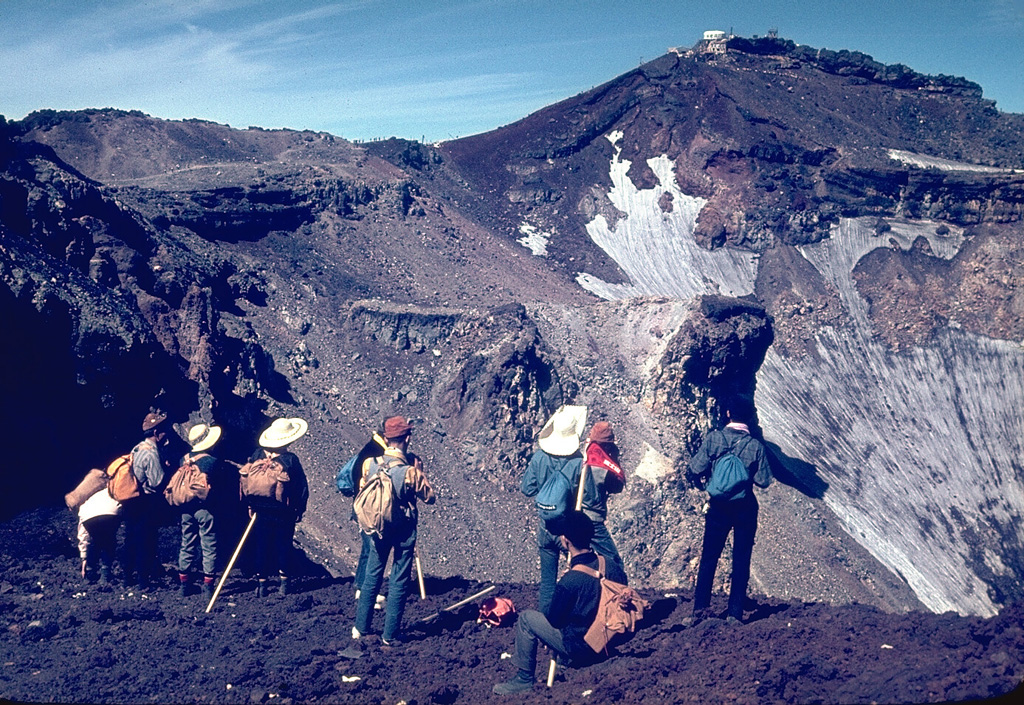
left=259, top=417, right=308, bottom=449
left=537, top=405, right=587, bottom=456
left=188, top=424, right=222, bottom=453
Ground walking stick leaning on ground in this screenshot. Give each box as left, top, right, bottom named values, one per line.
left=550, top=442, right=592, bottom=686
left=206, top=511, right=258, bottom=613
left=416, top=584, right=497, bottom=625
left=414, top=549, right=427, bottom=600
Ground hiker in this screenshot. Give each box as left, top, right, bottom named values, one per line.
left=244, top=417, right=309, bottom=597
left=493, top=511, right=628, bottom=695
left=76, top=481, right=121, bottom=586
left=172, top=423, right=224, bottom=600
left=352, top=426, right=388, bottom=609
left=121, top=411, right=171, bottom=588
left=577, top=421, right=627, bottom=577
left=686, top=394, right=773, bottom=624
left=351, top=415, right=435, bottom=646
left=520, top=405, right=587, bottom=612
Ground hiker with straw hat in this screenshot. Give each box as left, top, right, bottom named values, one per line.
left=519, top=405, right=587, bottom=612
left=170, top=423, right=224, bottom=601
left=243, top=417, right=309, bottom=597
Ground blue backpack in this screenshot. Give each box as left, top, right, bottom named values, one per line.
left=705, top=436, right=754, bottom=500
left=335, top=454, right=360, bottom=497
left=336, top=435, right=387, bottom=497
left=535, top=457, right=580, bottom=530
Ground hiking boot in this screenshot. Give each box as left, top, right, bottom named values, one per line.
left=256, top=580, right=268, bottom=598
left=493, top=675, right=534, bottom=695
left=201, top=582, right=215, bottom=602
left=381, top=634, right=403, bottom=649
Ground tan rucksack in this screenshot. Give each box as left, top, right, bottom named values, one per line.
left=106, top=453, right=140, bottom=502
left=66, top=468, right=109, bottom=510
left=239, top=456, right=290, bottom=505
left=353, top=456, right=408, bottom=538
left=164, top=453, right=211, bottom=506
left=572, top=555, right=649, bottom=654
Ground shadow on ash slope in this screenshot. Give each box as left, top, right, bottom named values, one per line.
left=564, top=134, right=1024, bottom=618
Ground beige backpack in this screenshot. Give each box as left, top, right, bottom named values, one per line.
left=239, top=456, right=290, bottom=505
left=572, top=555, right=649, bottom=653
left=164, top=453, right=212, bottom=506
left=353, top=456, right=408, bottom=538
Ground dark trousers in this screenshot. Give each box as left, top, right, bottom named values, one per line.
left=83, top=515, right=119, bottom=576
left=513, top=609, right=571, bottom=681
left=250, top=507, right=296, bottom=579
left=536, top=522, right=563, bottom=614
left=693, top=496, right=758, bottom=620
left=355, top=527, right=416, bottom=642
left=121, top=494, right=162, bottom=583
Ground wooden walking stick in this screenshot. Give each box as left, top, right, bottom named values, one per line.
left=575, top=441, right=590, bottom=513
left=206, top=512, right=258, bottom=613
left=417, top=584, right=496, bottom=625
left=414, top=551, right=427, bottom=600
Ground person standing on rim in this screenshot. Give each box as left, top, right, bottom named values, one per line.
left=122, top=411, right=171, bottom=588
left=686, top=393, right=773, bottom=625
left=351, top=415, right=435, bottom=647
left=245, top=417, right=309, bottom=597
left=520, top=405, right=588, bottom=613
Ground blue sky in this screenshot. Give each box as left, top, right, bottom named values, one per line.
left=1, top=0, right=1022, bottom=142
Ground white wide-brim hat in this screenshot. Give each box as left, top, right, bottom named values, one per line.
left=188, top=424, right=222, bottom=453
left=537, top=405, right=588, bottom=456
left=259, top=417, right=308, bottom=449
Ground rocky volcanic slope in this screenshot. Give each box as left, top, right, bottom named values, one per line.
left=1, top=96, right=911, bottom=613
left=4, top=32, right=1024, bottom=638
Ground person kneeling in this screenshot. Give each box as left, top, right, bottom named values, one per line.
left=494, top=511, right=628, bottom=695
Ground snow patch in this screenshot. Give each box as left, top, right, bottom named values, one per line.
left=578, top=132, right=757, bottom=300
left=758, top=217, right=1024, bottom=617
left=517, top=223, right=549, bottom=256
left=888, top=149, right=1018, bottom=173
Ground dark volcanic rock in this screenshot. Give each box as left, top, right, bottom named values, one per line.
left=0, top=507, right=1021, bottom=704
